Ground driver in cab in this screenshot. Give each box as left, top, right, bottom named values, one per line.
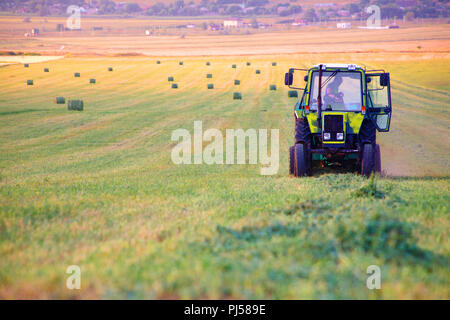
left=324, top=74, right=344, bottom=109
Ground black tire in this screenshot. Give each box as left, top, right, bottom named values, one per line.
left=305, top=143, right=312, bottom=176
left=374, top=144, right=381, bottom=174
left=295, top=117, right=311, bottom=144
left=289, top=146, right=295, bottom=175
left=361, top=143, right=374, bottom=177
left=294, top=143, right=308, bottom=177
left=359, top=118, right=376, bottom=144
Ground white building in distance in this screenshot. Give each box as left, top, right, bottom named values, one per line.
left=224, top=18, right=243, bottom=28
left=336, top=22, right=351, bottom=29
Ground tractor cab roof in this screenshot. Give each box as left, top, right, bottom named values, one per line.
left=312, top=63, right=363, bottom=71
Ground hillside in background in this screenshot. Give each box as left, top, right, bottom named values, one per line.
left=110, top=0, right=355, bottom=7
left=1, top=0, right=448, bottom=19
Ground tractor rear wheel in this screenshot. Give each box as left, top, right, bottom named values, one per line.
left=289, top=146, right=294, bottom=175
left=361, top=143, right=374, bottom=177
left=374, top=144, right=381, bottom=174
left=294, top=143, right=308, bottom=177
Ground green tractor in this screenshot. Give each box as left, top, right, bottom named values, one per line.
left=285, top=64, right=392, bottom=177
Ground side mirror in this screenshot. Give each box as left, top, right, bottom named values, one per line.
left=304, top=75, right=308, bottom=82
left=380, top=73, right=390, bottom=86
left=284, top=72, right=293, bottom=86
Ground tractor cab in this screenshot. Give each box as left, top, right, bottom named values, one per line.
left=285, top=64, right=392, bottom=176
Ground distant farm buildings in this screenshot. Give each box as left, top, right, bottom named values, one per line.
left=337, top=23, right=351, bottom=29
left=224, top=18, right=243, bottom=28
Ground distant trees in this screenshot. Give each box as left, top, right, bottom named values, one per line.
left=248, top=0, right=269, bottom=6
left=404, top=11, right=414, bottom=21
left=125, top=3, right=142, bottom=14
left=4, top=0, right=449, bottom=19
left=98, top=0, right=115, bottom=15
left=303, top=8, right=317, bottom=22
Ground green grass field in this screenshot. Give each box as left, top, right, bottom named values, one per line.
left=0, top=54, right=449, bottom=299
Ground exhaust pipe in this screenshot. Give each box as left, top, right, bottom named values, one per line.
left=317, top=64, right=323, bottom=127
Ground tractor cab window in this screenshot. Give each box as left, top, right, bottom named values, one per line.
left=309, top=71, right=362, bottom=112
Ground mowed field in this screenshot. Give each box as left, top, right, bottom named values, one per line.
left=0, top=27, right=449, bottom=298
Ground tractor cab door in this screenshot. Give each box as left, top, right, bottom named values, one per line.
left=366, top=73, right=392, bottom=132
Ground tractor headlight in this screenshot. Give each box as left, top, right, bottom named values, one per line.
left=337, top=132, right=344, bottom=140
left=324, top=133, right=331, bottom=140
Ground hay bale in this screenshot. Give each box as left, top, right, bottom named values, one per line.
left=27, top=80, right=33, bottom=85
left=233, top=92, right=242, bottom=100
left=108, top=67, right=113, bottom=71
left=246, top=62, right=251, bottom=66
left=234, top=80, right=240, bottom=85
left=179, top=61, right=183, bottom=65
left=272, top=62, right=277, bottom=66
left=256, top=70, right=261, bottom=74
left=232, top=64, right=236, bottom=68
left=207, top=83, right=214, bottom=89
left=206, top=61, right=210, bottom=66
left=55, top=97, right=65, bottom=104
left=288, top=90, right=298, bottom=98
left=44, top=68, right=49, bottom=72
left=172, top=83, right=178, bottom=89
left=90, top=79, right=96, bottom=84
left=270, top=84, right=277, bottom=90
left=157, top=60, right=161, bottom=64
left=206, top=73, right=212, bottom=79
left=168, top=76, right=174, bottom=82
left=74, top=72, right=80, bottom=77
left=68, top=100, right=83, bottom=111
left=24, top=64, right=29, bottom=68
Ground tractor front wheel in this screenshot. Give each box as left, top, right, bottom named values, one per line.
left=294, top=143, right=309, bottom=177
left=289, top=146, right=294, bottom=175
left=361, top=143, right=374, bottom=177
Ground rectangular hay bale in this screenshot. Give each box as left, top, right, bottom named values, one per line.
left=234, top=80, right=240, bottom=85
left=68, top=100, right=83, bottom=111
left=27, top=80, right=33, bottom=85
left=206, top=62, right=210, bottom=66
left=272, top=62, right=277, bottom=66
left=168, top=76, right=174, bottom=81
left=256, top=70, right=261, bottom=74
left=207, top=83, right=214, bottom=89
left=206, top=74, right=212, bottom=79
left=44, top=68, right=49, bottom=72
left=108, top=67, right=113, bottom=71
left=90, top=79, right=96, bottom=84
left=270, top=85, right=277, bottom=90
left=24, top=64, right=29, bottom=68
left=232, top=64, right=236, bottom=68
left=233, top=92, right=242, bottom=100
left=288, top=90, right=298, bottom=98
left=74, top=73, right=80, bottom=77
left=55, top=97, right=65, bottom=104
left=172, top=83, right=178, bottom=89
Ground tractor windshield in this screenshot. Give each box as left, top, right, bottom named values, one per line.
left=309, top=71, right=362, bottom=112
